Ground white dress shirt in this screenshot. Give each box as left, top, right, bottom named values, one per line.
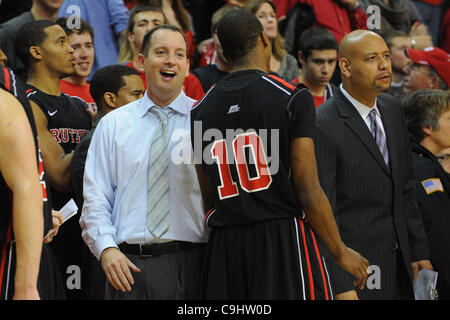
left=80, top=91, right=209, bottom=260
left=339, top=84, right=387, bottom=140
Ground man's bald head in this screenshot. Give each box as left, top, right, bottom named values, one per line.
left=339, top=30, right=383, bottom=61
left=338, top=30, right=392, bottom=106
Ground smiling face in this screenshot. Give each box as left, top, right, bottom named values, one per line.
left=39, top=24, right=75, bottom=78
left=140, top=28, right=189, bottom=106
left=68, top=31, right=94, bottom=78
left=255, top=2, right=277, bottom=41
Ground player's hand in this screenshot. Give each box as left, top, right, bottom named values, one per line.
left=100, top=247, right=141, bottom=292
left=43, top=210, right=63, bottom=244
left=411, top=260, right=433, bottom=283
left=409, top=21, right=429, bottom=37
left=336, top=246, right=369, bottom=290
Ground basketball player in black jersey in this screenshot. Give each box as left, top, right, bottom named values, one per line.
left=0, top=66, right=65, bottom=300
left=14, top=20, right=92, bottom=300
left=191, top=9, right=369, bottom=299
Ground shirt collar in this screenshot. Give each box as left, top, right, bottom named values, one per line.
left=137, top=90, right=190, bottom=118
left=340, top=84, right=380, bottom=119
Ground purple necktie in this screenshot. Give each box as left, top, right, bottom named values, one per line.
left=368, top=109, right=389, bottom=166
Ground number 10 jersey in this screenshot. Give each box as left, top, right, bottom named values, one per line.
left=191, top=70, right=316, bottom=227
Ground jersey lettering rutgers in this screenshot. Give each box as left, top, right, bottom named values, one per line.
left=191, top=70, right=316, bottom=227
left=25, top=84, right=91, bottom=155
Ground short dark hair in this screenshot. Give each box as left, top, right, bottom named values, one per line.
left=89, top=65, right=140, bottom=109
left=401, top=89, right=450, bottom=143
left=56, top=17, right=94, bottom=40
left=127, top=4, right=166, bottom=34
left=298, top=27, right=338, bottom=61
left=14, top=20, right=56, bottom=68
left=141, top=24, right=187, bottom=56
left=217, top=8, right=263, bottom=62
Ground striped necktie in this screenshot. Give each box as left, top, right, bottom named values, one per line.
left=146, top=106, right=171, bottom=238
left=368, top=109, right=389, bottom=166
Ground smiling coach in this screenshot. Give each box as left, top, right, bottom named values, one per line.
left=80, top=25, right=208, bottom=300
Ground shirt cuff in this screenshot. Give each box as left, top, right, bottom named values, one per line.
left=94, top=234, right=118, bottom=261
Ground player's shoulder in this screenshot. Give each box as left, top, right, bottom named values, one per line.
left=259, top=73, right=298, bottom=95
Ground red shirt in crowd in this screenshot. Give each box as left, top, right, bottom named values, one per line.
left=291, top=78, right=325, bottom=108
left=299, top=0, right=368, bottom=43
left=124, top=61, right=205, bottom=101
left=60, top=79, right=97, bottom=112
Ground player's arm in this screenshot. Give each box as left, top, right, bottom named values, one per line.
left=290, top=137, right=369, bottom=290
left=30, top=100, right=73, bottom=193
left=0, top=89, right=43, bottom=300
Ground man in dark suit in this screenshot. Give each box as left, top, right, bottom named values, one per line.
left=315, top=30, right=433, bottom=300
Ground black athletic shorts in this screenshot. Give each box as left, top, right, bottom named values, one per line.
left=201, top=217, right=334, bottom=299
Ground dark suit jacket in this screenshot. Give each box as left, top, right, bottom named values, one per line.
left=315, top=89, right=429, bottom=299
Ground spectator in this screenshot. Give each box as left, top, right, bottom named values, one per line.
left=383, top=30, right=412, bottom=99
left=80, top=25, right=208, bottom=300
left=298, top=0, right=368, bottom=43
left=294, top=27, right=339, bottom=108
left=244, top=0, right=299, bottom=81
left=71, top=65, right=144, bottom=300
left=120, top=4, right=204, bottom=100
left=15, top=20, right=92, bottom=300
left=403, top=47, right=450, bottom=94
left=437, top=148, right=450, bottom=174
left=402, top=89, right=450, bottom=299
left=58, top=0, right=129, bottom=78
left=118, top=5, right=165, bottom=70
left=191, top=4, right=235, bottom=92
left=148, top=0, right=196, bottom=63
left=0, top=0, right=63, bottom=82
left=315, top=30, right=432, bottom=299
left=56, top=17, right=96, bottom=112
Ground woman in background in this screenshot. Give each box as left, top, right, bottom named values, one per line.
left=244, top=0, right=299, bottom=81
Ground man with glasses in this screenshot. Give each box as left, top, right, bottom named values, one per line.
left=403, top=47, right=449, bottom=94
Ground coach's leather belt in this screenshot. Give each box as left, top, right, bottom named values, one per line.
left=118, top=241, right=200, bottom=258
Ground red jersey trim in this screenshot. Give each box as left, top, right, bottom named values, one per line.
left=2, top=67, right=10, bottom=92
left=299, top=218, right=315, bottom=300
left=268, top=74, right=296, bottom=91
left=309, top=228, right=330, bottom=300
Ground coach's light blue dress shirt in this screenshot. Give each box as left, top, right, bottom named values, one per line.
left=81, top=91, right=209, bottom=260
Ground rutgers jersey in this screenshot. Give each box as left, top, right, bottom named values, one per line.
left=25, top=84, right=92, bottom=155
left=0, top=67, right=53, bottom=248
left=191, top=70, right=315, bottom=227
